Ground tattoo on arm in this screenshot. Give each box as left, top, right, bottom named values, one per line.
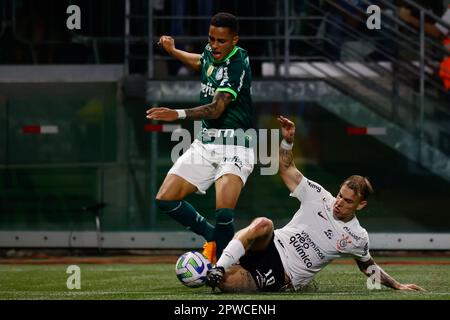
left=279, top=148, right=294, bottom=170
left=378, top=268, right=400, bottom=289
left=185, top=92, right=232, bottom=120
left=279, top=144, right=303, bottom=190
left=356, top=258, right=400, bottom=289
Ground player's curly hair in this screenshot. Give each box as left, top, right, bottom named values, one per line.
left=341, top=175, right=374, bottom=200
left=210, top=12, right=239, bottom=35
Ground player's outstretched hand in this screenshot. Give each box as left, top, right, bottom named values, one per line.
left=277, top=115, right=296, bottom=143
left=397, top=283, right=426, bottom=292
left=157, top=35, right=176, bottom=54
left=146, top=107, right=178, bottom=122
left=206, top=266, right=225, bottom=291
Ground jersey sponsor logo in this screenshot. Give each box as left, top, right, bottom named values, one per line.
left=324, top=229, right=333, bottom=240
left=201, top=82, right=216, bottom=97
left=317, top=211, right=328, bottom=221
left=307, top=180, right=321, bottom=193
left=288, top=231, right=325, bottom=269
left=343, top=226, right=362, bottom=241
left=336, top=234, right=352, bottom=251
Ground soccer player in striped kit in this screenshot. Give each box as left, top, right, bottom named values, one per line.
left=147, top=13, right=254, bottom=263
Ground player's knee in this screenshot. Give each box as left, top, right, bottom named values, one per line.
left=251, top=217, right=273, bottom=235
left=154, top=198, right=181, bottom=213
left=155, top=188, right=172, bottom=201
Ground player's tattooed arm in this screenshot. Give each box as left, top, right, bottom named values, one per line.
left=356, top=258, right=400, bottom=289
left=145, top=92, right=230, bottom=122
left=185, top=92, right=232, bottom=120
left=278, top=116, right=303, bottom=192
left=355, top=258, right=425, bottom=291
left=279, top=148, right=303, bottom=192
left=279, top=148, right=294, bottom=171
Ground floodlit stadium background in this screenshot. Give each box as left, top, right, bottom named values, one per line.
left=0, top=0, right=449, bottom=255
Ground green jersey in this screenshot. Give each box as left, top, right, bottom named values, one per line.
left=199, top=44, right=253, bottom=131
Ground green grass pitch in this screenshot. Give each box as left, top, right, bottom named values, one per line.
left=0, top=257, right=449, bottom=300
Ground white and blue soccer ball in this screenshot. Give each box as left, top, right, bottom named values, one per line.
left=175, top=251, right=212, bottom=288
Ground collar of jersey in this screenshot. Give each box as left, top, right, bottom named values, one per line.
left=213, top=46, right=238, bottom=64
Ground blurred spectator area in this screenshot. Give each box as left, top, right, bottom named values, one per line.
left=0, top=0, right=449, bottom=75
left=0, top=0, right=125, bottom=64
left=0, top=0, right=314, bottom=70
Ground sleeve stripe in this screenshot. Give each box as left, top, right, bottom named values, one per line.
left=216, top=87, right=237, bottom=100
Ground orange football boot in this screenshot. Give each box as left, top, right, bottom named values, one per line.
left=202, top=241, right=217, bottom=265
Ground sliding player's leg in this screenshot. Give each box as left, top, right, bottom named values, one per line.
left=207, top=217, right=275, bottom=291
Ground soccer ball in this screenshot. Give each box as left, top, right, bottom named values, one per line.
left=175, top=251, right=211, bottom=288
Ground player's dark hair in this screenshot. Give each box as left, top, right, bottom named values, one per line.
left=341, top=175, right=374, bottom=201
left=210, top=12, right=239, bottom=35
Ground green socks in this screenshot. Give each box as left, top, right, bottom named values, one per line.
left=155, top=199, right=215, bottom=241
left=155, top=200, right=236, bottom=259
left=214, top=208, right=235, bottom=259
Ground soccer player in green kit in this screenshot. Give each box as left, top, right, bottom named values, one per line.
left=146, top=13, right=254, bottom=263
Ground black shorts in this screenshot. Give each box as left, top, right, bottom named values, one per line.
left=239, top=234, right=286, bottom=292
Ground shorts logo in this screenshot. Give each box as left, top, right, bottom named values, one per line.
left=223, top=156, right=243, bottom=170
left=336, top=234, right=352, bottom=251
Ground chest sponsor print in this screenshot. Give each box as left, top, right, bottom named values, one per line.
left=288, top=231, right=325, bottom=269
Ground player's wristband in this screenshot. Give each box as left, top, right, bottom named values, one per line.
left=176, top=109, right=186, bottom=120
left=280, top=139, right=293, bottom=150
